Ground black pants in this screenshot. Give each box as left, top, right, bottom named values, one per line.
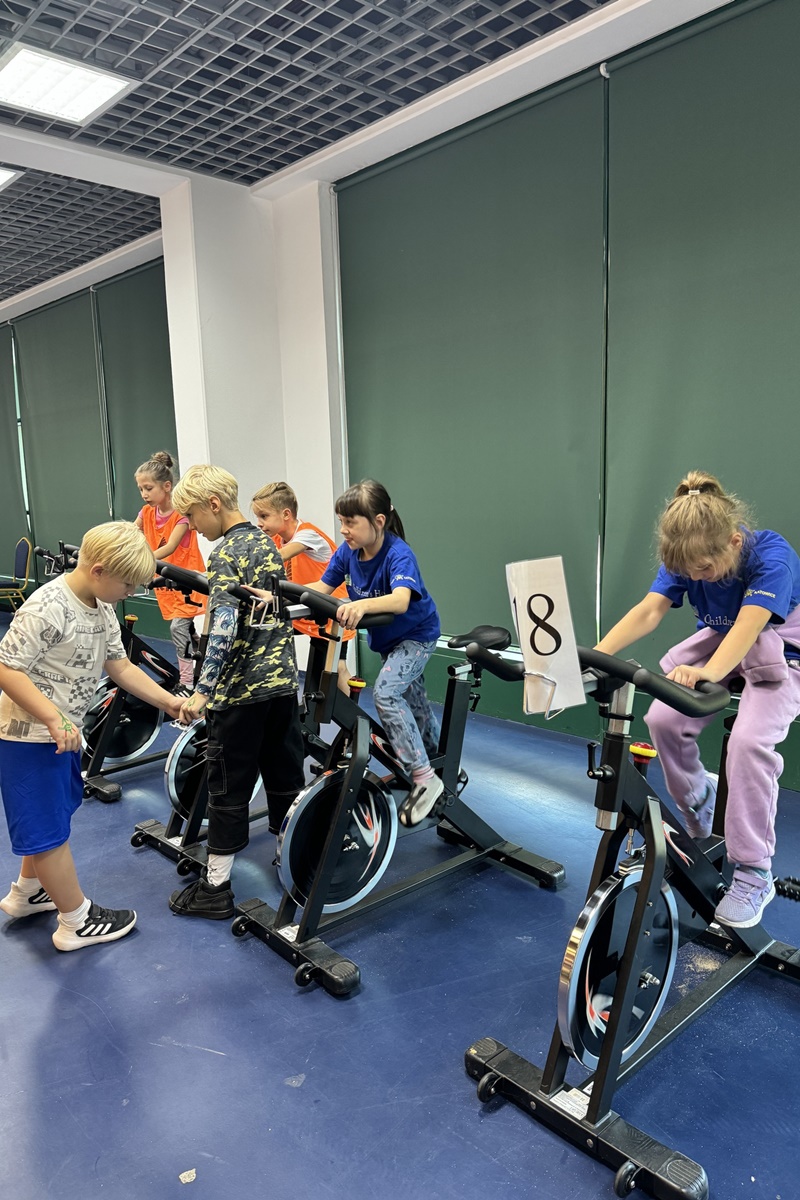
left=205, top=694, right=305, bottom=855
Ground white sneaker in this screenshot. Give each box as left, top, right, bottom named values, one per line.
left=398, top=775, right=444, bottom=827
left=0, top=881, right=57, bottom=918
left=52, top=901, right=137, bottom=951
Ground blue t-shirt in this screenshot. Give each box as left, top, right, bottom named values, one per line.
left=650, top=529, right=800, bottom=657
left=321, top=531, right=440, bottom=655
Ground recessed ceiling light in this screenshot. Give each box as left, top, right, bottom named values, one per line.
left=0, top=45, right=133, bottom=125
left=0, top=168, right=23, bottom=193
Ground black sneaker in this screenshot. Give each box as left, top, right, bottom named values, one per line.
left=52, top=902, right=137, bottom=951
left=169, top=875, right=234, bottom=920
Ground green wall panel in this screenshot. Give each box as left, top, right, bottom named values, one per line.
left=603, top=0, right=800, bottom=668
left=95, top=263, right=178, bottom=522
left=338, top=77, right=606, bottom=673
left=14, top=294, right=110, bottom=554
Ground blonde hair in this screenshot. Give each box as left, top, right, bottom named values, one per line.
left=78, top=521, right=156, bottom=584
left=252, top=481, right=298, bottom=517
left=173, top=465, right=239, bottom=514
left=135, top=450, right=177, bottom=486
left=657, top=470, right=754, bottom=577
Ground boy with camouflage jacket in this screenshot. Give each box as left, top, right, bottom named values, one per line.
left=167, top=465, right=305, bottom=920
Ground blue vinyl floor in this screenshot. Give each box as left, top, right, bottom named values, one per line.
left=1, top=620, right=799, bottom=1200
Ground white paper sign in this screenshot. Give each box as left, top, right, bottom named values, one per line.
left=506, top=557, right=585, bottom=716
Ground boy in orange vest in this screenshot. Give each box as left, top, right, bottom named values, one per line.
left=251, top=482, right=354, bottom=692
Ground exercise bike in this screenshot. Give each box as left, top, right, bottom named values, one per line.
left=464, top=645, right=800, bottom=1200
left=230, top=583, right=566, bottom=997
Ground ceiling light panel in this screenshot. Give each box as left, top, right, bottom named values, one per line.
left=0, top=45, right=133, bottom=124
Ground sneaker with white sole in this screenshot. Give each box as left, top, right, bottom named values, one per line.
left=682, top=772, right=718, bottom=839
left=0, top=882, right=57, bottom=918
left=714, top=867, right=775, bottom=928
left=397, top=775, right=444, bottom=827
left=52, top=902, right=137, bottom=951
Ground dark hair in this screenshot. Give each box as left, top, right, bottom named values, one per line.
left=657, top=470, right=753, bottom=577
left=135, top=450, right=177, bottom=486
left=335, top=479, right=405, bottom=540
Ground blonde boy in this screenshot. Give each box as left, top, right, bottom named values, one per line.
left=0, top=521, right=183, bottom=950
left=168, top=466, right=305, bottom=920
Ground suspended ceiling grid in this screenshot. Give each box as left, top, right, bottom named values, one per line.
left=0, top=0, right=611, bottom=301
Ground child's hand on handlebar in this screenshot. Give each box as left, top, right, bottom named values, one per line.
left=666, top=664, right=717, bottom=688
left=337, top=600, right=369, bottom=629
left=241, top=585, right=275, bottom=611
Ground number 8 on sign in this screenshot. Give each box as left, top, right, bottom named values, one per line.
left=526, top=593, right=562, bottom=656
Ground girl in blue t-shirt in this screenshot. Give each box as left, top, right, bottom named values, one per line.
left=313, top=479, right=442, bottom=828
left=596, top=470, right=800, bottom=931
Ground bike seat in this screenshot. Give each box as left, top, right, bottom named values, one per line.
left=448, top=625, right=512, bottom=652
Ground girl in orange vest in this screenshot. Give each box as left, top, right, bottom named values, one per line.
left=135, top=451, right=207, bottom=690
left=251, top=481, right=354, bottom=693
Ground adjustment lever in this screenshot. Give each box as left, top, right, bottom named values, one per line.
left=587, top=741, right=615, bottom=781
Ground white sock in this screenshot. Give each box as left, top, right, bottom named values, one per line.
left=58, top=897, right=91, bottom=928
left=412, top=766, right=435, bottom=786
left=16, top=874, right=42, bottom=896
left=206, top=854, right=234, bottom=887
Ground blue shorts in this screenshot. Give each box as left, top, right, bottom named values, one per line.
left=0, top=740, right=82, bottom=856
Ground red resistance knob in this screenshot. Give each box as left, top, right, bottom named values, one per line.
left=630, top=741, right=657, bottom=770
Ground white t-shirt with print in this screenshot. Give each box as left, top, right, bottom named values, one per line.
left=0, top=575, right=126, bottom=742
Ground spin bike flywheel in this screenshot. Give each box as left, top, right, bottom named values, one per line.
left=557, top=867, right=679, bottom=1071
left=277, top=768, right=397, bottom=914
left=164, top=720, right=263, bottom=821
left=82, top=677, right=163, bottom=766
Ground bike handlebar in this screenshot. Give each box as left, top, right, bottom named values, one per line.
left=465, top=642, right=524, bottom=682
left=276, top=579, right=392, bottom=628
left=465, top=643, right=730, bottom=718
left=577, top=647, right=730, bottom=717
left=158, top=562, right=209, bottom=596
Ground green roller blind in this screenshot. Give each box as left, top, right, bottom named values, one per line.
left=0, top=326, right=28, bottom=566
left=14, top=293, right=111, bottom=553
left=338, top=76, right=606, bottom=651
left=95, top=263, right=178, bottom=522
left=602, top=0, right=800, bottom=665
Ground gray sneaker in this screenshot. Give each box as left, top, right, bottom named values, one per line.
left=714, top=867, right=775, bottom=928
left=398, top=775, right=444, bottom=827
left=682, top=772, right=718, bottom=839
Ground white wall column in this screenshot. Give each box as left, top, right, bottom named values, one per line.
left=160, top=174, right=286, bottom=509
left=272, top=180, right=346, bottom=532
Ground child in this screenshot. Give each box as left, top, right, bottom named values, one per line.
left=596, top=470, right=800, bottom=929
left=251, top=480, right=355, bottom=692
left=0, top=521, right=184, bottom=950
left=135, top=450, right=207, bottom=690
left=168, top=465, right=305, bottom=921
left=311, top=479, right=442, bottom=828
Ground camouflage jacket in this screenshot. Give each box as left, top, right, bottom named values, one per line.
left=206, top=522, right=298, bottom=710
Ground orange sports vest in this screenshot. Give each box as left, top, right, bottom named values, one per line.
left=275, top=521, right=354, bottom=642
left=141, top=507, right=207, bottom=621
